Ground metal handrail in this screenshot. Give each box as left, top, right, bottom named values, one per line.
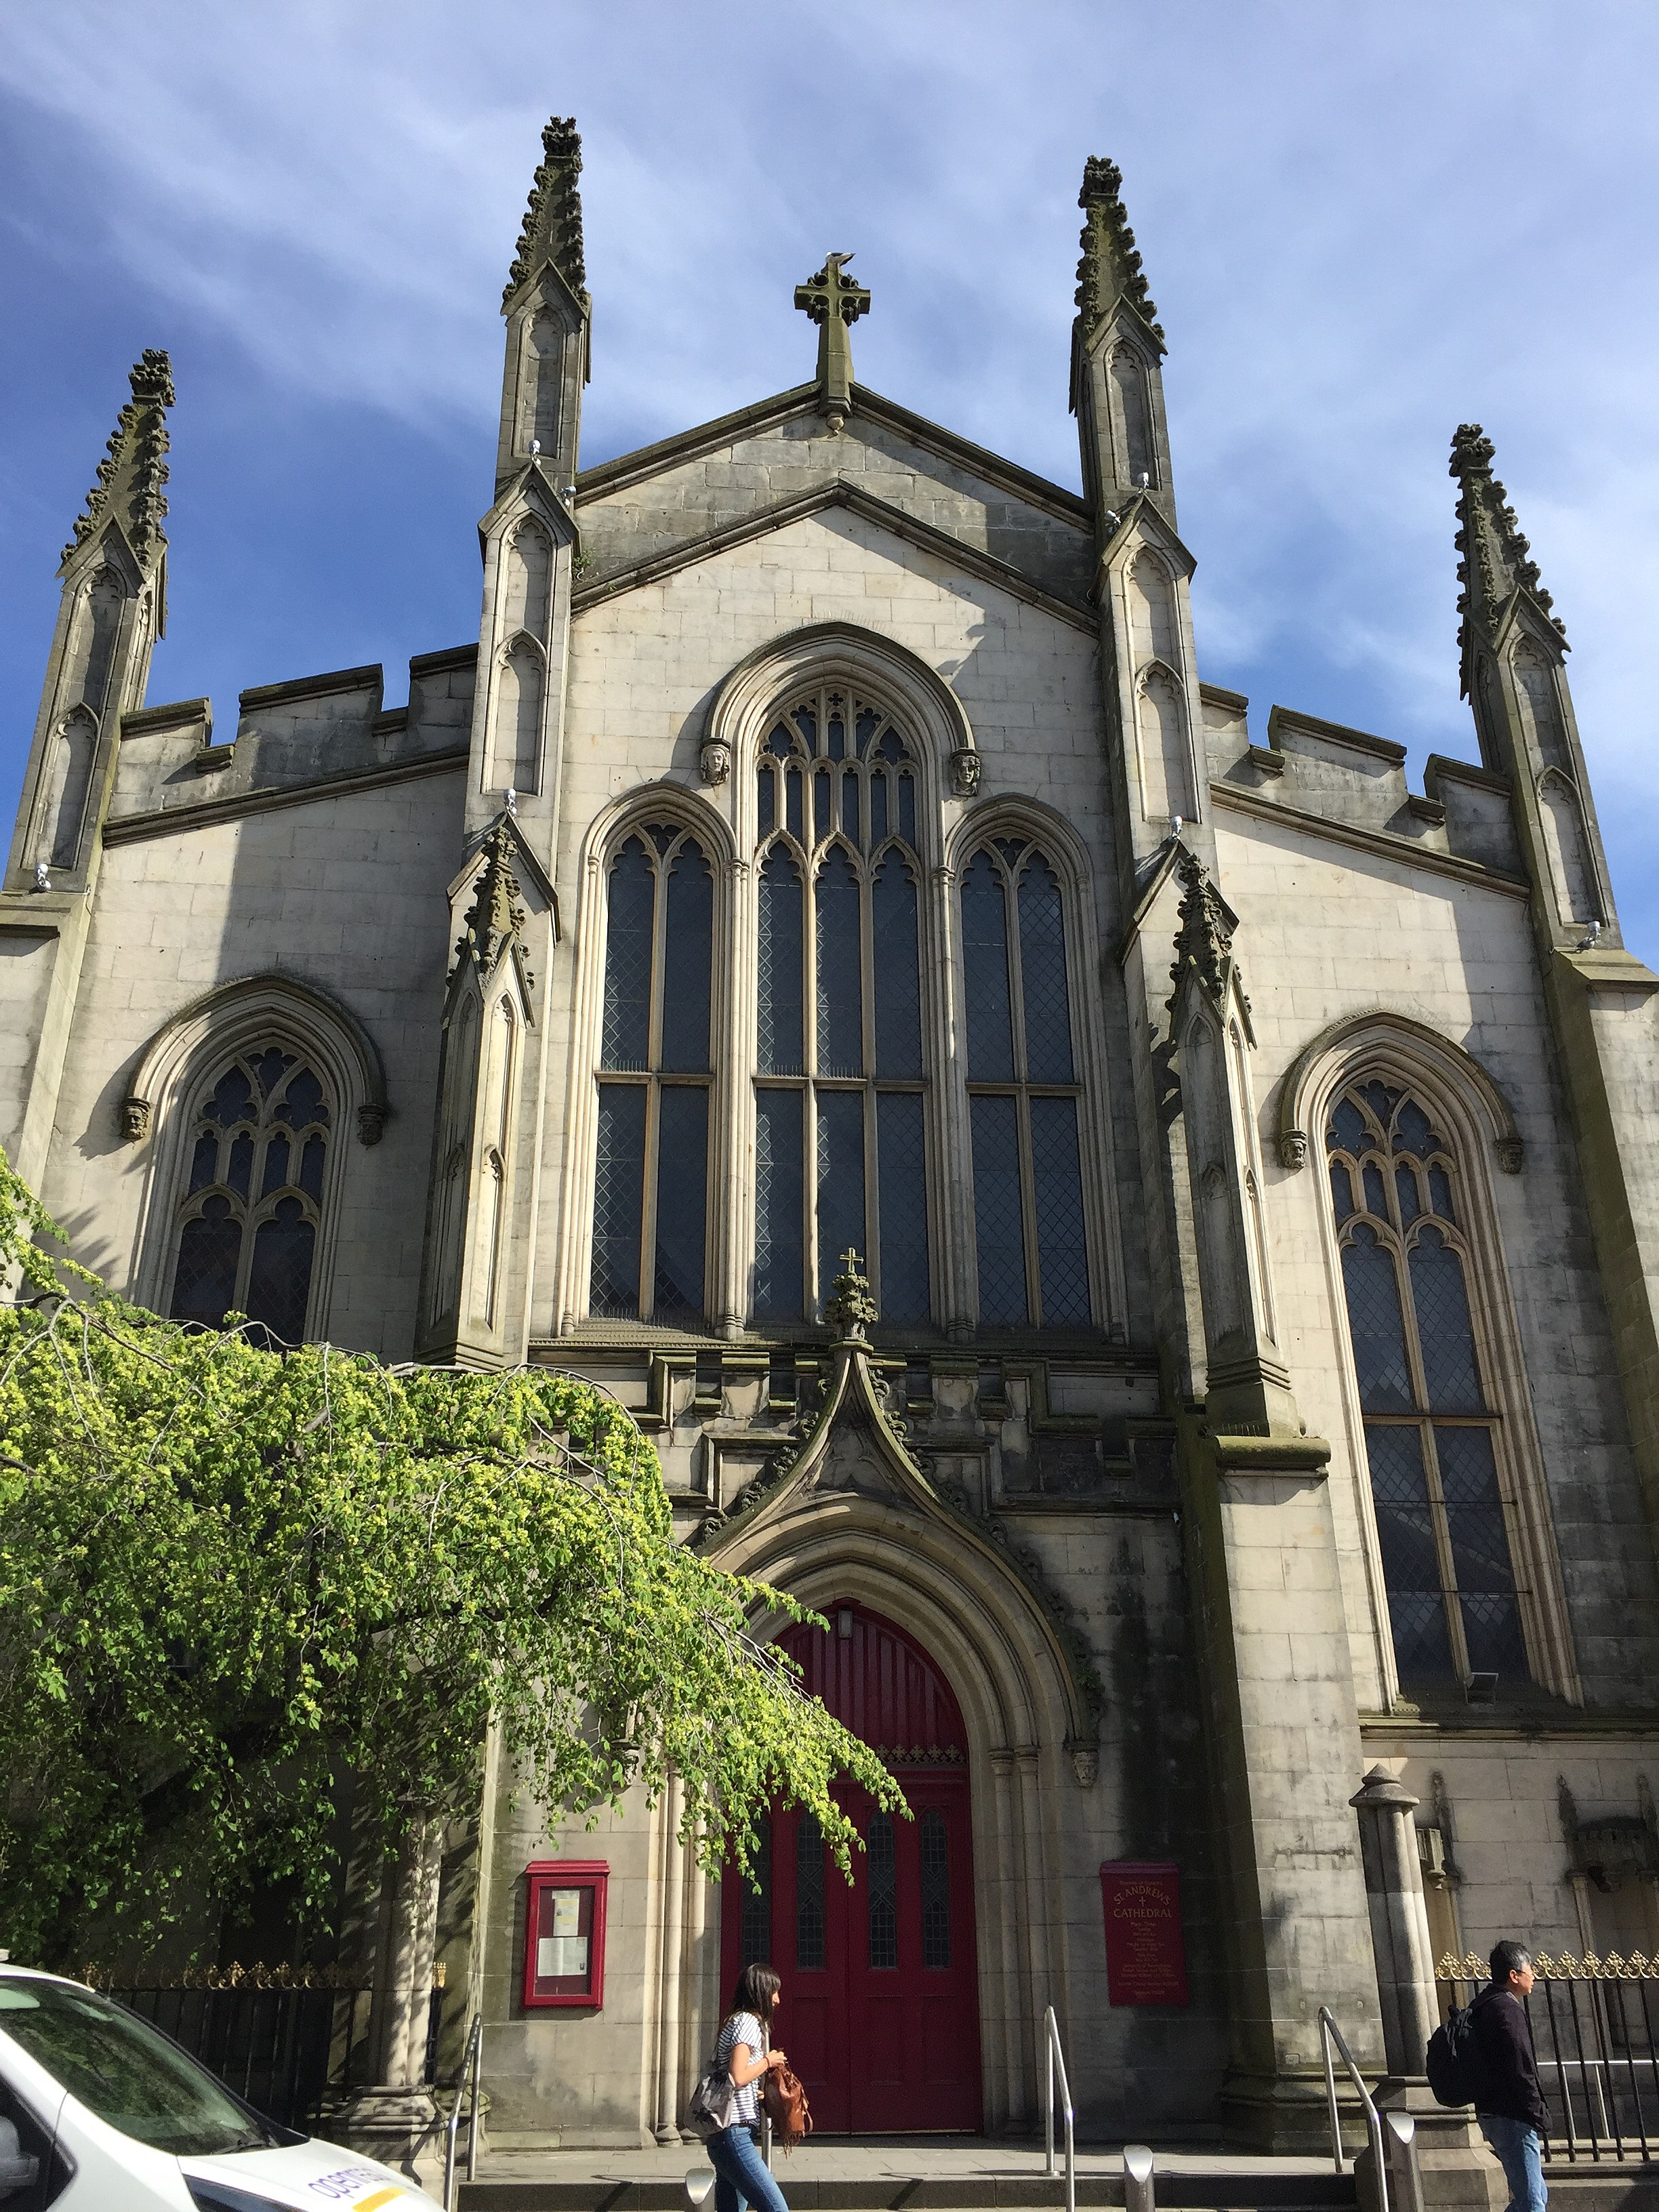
left=1042, top=2005, right=1076, bottom=2212
left=443, top=2013, right=485, bottom=2211
left=1317, top=2006, right=1387, bottom=2212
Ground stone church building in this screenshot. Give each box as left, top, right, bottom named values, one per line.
left=5, top=123, right=1659, bottom=2154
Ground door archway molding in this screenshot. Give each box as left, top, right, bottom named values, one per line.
left=689, top=1330, right=1100, bottom=2130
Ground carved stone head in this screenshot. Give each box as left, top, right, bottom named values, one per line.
left=699, top=739, right=731, bottom=788
left=121, top=1096, right=152, bottom=1143
left=1277, top=1128, right=1308, bottom=1171
left=950, top=749, right=981, bottom=798
left=356, top=1101, right=388, bottom=1147
left=1069, top=1743, right=1100, bottom=1788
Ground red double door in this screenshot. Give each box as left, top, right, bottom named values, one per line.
left=720, top=1606, right=982, bottom=2133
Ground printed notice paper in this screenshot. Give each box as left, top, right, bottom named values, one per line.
left=537, top=1936, right=589, bottom=1978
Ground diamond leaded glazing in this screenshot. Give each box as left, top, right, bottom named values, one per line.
left=592, top=822, right=714, bottom=1322
left=1326, top=1078, right=1528, bottom=1690
left=168, top=1048, right=332, bottom=1346
left=962, top=838, right=1090, bottom=1328
left=752, top=686, right=928, bottom=1324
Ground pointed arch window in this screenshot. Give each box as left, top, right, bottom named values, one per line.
left=1326, top=1078, right=1530, bottom=1689
left=752, top=689, right=930, bottom=1324
left=960, top=839, right=1090, bottom=1327
left=169, top=1048, right=331, bottom=1347
left=592, top=822, right=714, bottom=1324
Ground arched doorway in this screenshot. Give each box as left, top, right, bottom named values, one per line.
left=720, top=1602, right=983, bottom=2133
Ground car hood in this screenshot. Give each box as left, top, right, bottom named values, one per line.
left=180, top=2134, right=442, bottom=2209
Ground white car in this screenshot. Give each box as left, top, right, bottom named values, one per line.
left=0, top=1965, right=444, bottom=2210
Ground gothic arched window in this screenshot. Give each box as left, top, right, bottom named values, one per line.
left=752, top=689, right=930, bottom=1324
left=960, top=838, right=1090, bottom=1327
left=592, top=821, right=714, bottom=1323
left=1326, top=1078, right=1530, bottom=1688
left=169, top=1047, right=331, bottom=1347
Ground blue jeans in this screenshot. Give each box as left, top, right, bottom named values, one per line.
left=1479, top=2116, right=1547, bottom=2212
left=707, top=2123, right=789, bottom=2212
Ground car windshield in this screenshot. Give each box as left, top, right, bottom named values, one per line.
left=0, top=1977, right=282, bottom=2156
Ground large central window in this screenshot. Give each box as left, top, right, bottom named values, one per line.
left=752, top=687, right=930, bottom=1324
left=592, top=823, right=712, bottom=1324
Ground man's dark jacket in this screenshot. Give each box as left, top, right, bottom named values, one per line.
left=1469, top=1984, right=1548, bottom=2129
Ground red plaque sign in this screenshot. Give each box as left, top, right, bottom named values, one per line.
left=1099, top=1860, right=1189, bottom=2005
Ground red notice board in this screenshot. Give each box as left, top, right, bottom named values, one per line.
left=1100, top=1860, right=1189, bottom=2006
left=523, top=1860, right=608, bottom=2009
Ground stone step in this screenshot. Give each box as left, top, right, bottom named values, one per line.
left=456, top=2175, right=1362, bottom=2212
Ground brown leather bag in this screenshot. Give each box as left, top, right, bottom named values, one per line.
left=761, top=2062, right=813, bottom=2150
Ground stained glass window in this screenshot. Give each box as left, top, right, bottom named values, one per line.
left=961, top=839, right=1091, bottom=1328
left=741, top=1816, right=772, bottom=1970
left=168, top=1048, right=332, bottom=1347
left=796, top=1813, right=826, bottom=1971
left=1326, top=1080, right=1529, bottom=1689
left=752, top=687, right=930, bottom=1324
left=867, top=1809, right=898, bottom=1970
left=591, top=823, right=714, bottom=1322
left=919, top=1807, right=951, bottom=1969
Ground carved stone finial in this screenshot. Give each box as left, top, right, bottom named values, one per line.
left=794, top=251, right=871, bottom=433
left=699, top=738, right=731, bottom=787
left=1449, top=420, right=1568, bottom=669
left=63, top=348, right=175, bottom=572
left=1167, top=848, right=1246, bottom=1014
left=1076, top=156, right=1164, bottom=348
left=823, top=1247, right=878, bottom=1340
left=121, top=1095, right=152, bottom=1143
left=949, top=748, right=981, bottom=798
left=504, top=116, right=587, bottom=308
left=456, top=821, right=527, bottom=976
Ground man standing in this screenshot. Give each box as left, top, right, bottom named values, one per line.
left=1469, top=1941, right=1549, bottom=2212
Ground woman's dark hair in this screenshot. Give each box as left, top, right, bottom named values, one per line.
left=730, top=1962, right=781, bottom=2019
left=1490, top=1940, right=1533, bottom=1985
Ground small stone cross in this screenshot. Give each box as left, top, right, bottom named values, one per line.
left=839, top=1246, right=865, bottom=1277
left=794, top=252, right=870, bottom=432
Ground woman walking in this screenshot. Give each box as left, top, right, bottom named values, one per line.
left=706, top=1963, right=791, bottom=2212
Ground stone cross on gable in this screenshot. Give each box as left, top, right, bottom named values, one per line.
left=794, top=251, right=870, bottom=434
left=840, top=1246, right=865, bottom=1276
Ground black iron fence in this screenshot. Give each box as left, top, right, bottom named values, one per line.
left=82, top=1962, right=445, bottom=2132
left=1438, top=1950, right=1658, bottom=2164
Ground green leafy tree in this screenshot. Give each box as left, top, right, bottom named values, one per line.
left=0, top=1149, right=898, bottom=1968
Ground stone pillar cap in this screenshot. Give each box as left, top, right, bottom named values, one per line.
left=1350, top=1763, right=1420, bottom=1812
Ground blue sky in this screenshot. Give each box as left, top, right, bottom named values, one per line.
left=3, top=2, right=1656, bottom=954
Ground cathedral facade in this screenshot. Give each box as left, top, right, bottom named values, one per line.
left=5, top=123, right=1659, bottom=2153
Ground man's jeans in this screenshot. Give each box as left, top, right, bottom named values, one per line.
left=1479, top=2115, right=1547, bottom=2212
left=707, top=2123, right=788, bottom=2212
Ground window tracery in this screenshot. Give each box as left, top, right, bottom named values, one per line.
left=751, top=687, right=930, bottom=1324
left=960, top=838, right=1090, bottom=1327
left=169, top=1046, right=332, bottom=1347
left=1326, top=1077, right=1530, bottom=1688
left=592, top=820, right=714, bottom=1324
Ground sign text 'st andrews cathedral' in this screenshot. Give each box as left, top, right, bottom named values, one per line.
left=7, top=119, right=1659, bottom=2152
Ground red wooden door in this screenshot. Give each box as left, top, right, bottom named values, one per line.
left=721, top=1605, right=982, bottom=2133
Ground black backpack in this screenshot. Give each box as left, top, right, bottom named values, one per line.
left=1427, top=2001, right=1480, bottom=2108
